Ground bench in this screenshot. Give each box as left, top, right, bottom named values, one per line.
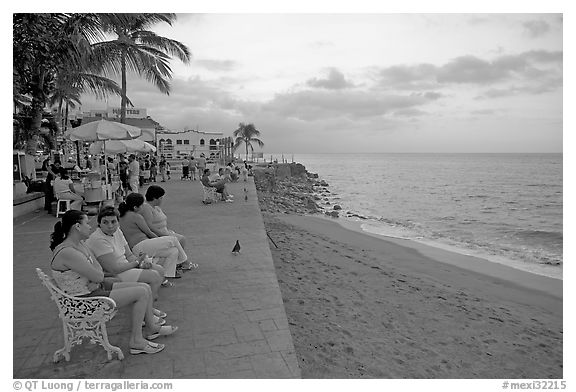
left=35, top=268, right=124, bottom=362
left=202, top=185, right=220, bottom=204
left=13, top=192, right=45, bottom=218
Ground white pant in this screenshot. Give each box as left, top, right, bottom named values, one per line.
left=132, top=236, right=187, bottom=278
left=129, top=176, right=139, bottom=193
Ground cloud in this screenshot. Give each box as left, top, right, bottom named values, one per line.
left=372, top=50, right=562, bottom=90
left=306, top=68, right=355, bottom=90
left=193, top=59, right=239, bottom=72
left=262, top=89, right=439, bottom=121
left=522, top=20, right=550, bottom=38
left=393, top=108, right=428, bottom=117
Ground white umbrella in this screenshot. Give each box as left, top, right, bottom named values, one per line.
left=66, top=119, right=142, bottom=141
left=89, top=139, right=157, bottom=155
left=66, top=120, right=142, bottom=201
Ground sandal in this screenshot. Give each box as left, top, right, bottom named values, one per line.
left=141, top=316, right=166, bottom=327
left=129, top=341, right=165, bottom=355
left=146, top=325, right=179, bottom=340
left=153, top=309, right=167, bottom=318
left=161, top=279, right=174, bottom=287
left=179, top=262, right=199, bottom=271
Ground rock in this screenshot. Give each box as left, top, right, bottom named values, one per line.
left=328, top=211, right=339, bottom=218
left=333, top=205, right=342, bottom=210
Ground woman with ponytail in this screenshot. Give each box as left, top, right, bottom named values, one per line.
left=50, top=210, right=178, bottom=355
left=117, top=193, right=187, bottom=280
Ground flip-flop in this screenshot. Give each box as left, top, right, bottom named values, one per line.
left=141, top=316, right=166, bottom=327
left=146, top=325, right=179, bottom=341
left=161, top=279, right=174, bottom=287
left=153, top=309, right=167, bottom=318
left=180, top=263, right=199, bottom=271
left=129, top=341, right=165, bottom=355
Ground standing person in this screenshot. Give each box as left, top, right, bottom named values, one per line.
left=127, top=154, right=140, bottom=194
left=44, top=160, right=64, bottom=213
left=149, top=157, right=157, bottom=182
left=158, top=156, right=167, bottom=182
left=119, top=155, right=129, bottom=196
left=181, top=156, right=190, bottom=180
left=196, top=154, right=206, bottom=176
left=166, top=161, right=171, bottom=180
left=189, top=156, right=197, bottom=181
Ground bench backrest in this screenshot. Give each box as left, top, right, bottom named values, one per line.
left=35, top=268, right=117, bottom=321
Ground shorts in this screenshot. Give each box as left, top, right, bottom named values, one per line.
left=117, top=268, right=143, bottom=282
left=77, top=280, right=114, bottom=297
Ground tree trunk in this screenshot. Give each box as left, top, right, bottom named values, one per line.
left=120, top=49, right=127, bottom=124
left=25, top=73, right=46, bottom=156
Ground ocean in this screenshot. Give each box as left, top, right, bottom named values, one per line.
left=267, top=153, right=563, bottom=279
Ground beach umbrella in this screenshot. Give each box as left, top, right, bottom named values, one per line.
left=65, top=119, right=142, bottom=141
left=89, top=139, right=157, bottom=155
left=66, top=120, right=142, bottom=200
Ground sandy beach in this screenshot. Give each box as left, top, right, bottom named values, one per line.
left=256, top=170, right=562, bottom=378
left=263, top=213, right=562, bottom=378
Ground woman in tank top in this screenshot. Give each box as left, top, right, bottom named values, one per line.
left=50, top=210, right=178, bottom=355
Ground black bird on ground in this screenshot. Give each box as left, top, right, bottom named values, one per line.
left=244, top=194, right=248, bottom=201
left=232, top=240, right=241, bottom=254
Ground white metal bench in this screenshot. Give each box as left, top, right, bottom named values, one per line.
left=35, top=268, right=124, bottom=362
left=202, top=184, right=220, bottom=204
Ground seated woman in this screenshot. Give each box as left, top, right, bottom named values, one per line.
left=119, top=193, right=189, bottom=279
left=138, top=185, right=197, bottom=270
left=201, top=168, right=233, bottom=202
left=85, top=207, right=165, bottom=300
left=50, top=210, right=177, bottom=355
left=53, top=173, right=84, bottom=211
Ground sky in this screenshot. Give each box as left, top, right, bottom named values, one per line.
left=6, top=11, right=542, bottom=153
left=76, top=12, right=563, bottom=154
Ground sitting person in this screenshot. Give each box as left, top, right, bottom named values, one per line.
left=119, top=193, right=189, bottom=279
left=139, top=186, right=198, bottom=272
left=226, top=165, right=239, bottom=182
left=201, top=168, right=233, bottom=202
left=53, top=173, right=84, bottom=211
left=50, top=210, right=177, bottom=355
left=85, top=207, right=165, bottom=300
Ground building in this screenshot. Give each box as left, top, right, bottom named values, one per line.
left=156, top=129, right=225, bottom=161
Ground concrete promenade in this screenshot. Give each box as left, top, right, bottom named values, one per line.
left=13, top=176, right=301, bottom=379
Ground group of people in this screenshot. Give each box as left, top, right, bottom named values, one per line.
left=49, top=184, right=196, bottom=355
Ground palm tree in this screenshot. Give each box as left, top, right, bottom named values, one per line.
left=91, top=13, right=191, bottom=123
left=233, top=123, right=264, bottom=161
left=13, top=13, right=121, bottom=155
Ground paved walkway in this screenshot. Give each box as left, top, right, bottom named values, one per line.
left=13, top=176, right=301, bottom=379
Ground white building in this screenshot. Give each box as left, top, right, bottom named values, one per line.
left=156, top=129, right=225, bottom=160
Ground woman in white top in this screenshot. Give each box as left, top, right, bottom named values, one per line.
left=50, top=210, right=177, bottom=355
left=53, top=173, right=83, bottom=211
left=85, top=207, right=165, bottom=300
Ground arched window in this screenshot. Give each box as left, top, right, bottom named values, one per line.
left=200, top=139, right=205, bottom=146
left=166, top=139, right=172, bottom=144
left=209, top=139, right=217, bottom=150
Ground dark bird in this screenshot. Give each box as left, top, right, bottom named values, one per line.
left=244, top=194, right=248, bottom=201
left=244, top=187, right=247, bottom=193
left=232, top=240, right=241, bottom=254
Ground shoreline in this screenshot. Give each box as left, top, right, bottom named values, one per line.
left=305, top=213, right=562, bottom=297
left=255, top=166, right=562, bottom=378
